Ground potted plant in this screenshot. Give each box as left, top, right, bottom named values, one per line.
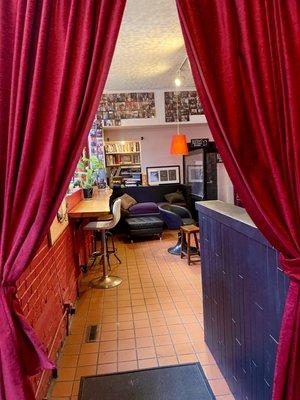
left=76, top=150, right=104, bottom=198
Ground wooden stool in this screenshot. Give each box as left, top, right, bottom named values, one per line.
left=180, top=225, right=200, bottom=265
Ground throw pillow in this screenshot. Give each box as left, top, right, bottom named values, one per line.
left=164, top=191, right=185, bottom=204
left=119, top=193, right=137, bottom=210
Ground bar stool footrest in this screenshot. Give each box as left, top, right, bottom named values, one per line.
left=89, top=275, right=122, bottom=289
left=91, top=251, right=103, bottom=257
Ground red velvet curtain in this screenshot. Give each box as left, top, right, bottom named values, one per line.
left=0, top=1, right=125, bottom=399
left=176, top=1, right=300, bottom=399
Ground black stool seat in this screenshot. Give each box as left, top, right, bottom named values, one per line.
left=125, top=216, right=163, bottom=241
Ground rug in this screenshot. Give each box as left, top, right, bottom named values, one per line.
left=79, top=363, right=216, bottom=400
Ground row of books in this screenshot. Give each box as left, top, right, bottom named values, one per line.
left=109, top=166, right=122, bottom=178
left=105, top=141, right=140, bottom=154
left=124, top=178, right=140, bottom=187
left=106, top=153, right=140, bottom=166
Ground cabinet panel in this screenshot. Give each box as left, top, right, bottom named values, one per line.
left=198, top=208, right=288, bottom=400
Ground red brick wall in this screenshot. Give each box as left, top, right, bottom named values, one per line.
left=16, top=189, right=93, bottom=399
left=17, top=229, right=78, bottom=335
left=16, top=227, right=79, bottom=398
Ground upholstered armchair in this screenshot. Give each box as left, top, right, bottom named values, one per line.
left=158, top=204, right=195, bottom=229
left=158, top=204, right=197, bottom=255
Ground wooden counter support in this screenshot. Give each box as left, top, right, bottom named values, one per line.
left=68, top=189, right=112, bottom=271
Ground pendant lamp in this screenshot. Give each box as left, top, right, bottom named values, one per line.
left=170, top=77, right=188, bottom=155
left=170, top=133, right=188, bottom=155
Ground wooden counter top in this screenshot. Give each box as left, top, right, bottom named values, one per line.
left=68, top=189, right=112, bottom=219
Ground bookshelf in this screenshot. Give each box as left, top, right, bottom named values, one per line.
left=105, top=141, right=142, bottom=187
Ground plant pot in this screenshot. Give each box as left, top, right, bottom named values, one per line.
left=83, top=188, right=93, bottom=199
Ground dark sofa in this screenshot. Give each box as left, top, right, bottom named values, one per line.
left=110, top=184, right=192, bottom=240
left=111, top=184, right=191, bottom=211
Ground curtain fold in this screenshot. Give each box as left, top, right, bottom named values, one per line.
left=176, top=1, right=300, bottom=399
left=0, top=1, right=125, bottom=399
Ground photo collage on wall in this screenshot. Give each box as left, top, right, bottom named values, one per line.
left=164, top=90, right=204, bottom=123
left=98, top=92, right=156, bottom=127
left=88, top=115, right=105, bottom=164
left=88, top=115, right=107, bottom=187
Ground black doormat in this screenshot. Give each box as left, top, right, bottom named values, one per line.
left=79, top=363, right=216, bottom=400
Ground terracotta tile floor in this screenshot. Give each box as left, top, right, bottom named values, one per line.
left=49, top=231, right=234, bottom=399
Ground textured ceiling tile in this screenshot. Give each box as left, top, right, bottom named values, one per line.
left=105, top=0, right=195, bottom=91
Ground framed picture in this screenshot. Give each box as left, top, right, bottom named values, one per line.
left=48, top=198, right=69, bottom=246
left=187, top=165, right=203, bottom=183
left=146, top=165, right=180, bottom=186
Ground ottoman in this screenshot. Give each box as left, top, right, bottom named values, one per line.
left=125, top=216, right=164, bottom=242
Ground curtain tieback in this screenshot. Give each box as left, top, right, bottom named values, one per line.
left=279, top=254, right=300, bottom=282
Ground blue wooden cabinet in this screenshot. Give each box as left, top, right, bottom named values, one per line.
left=196, top=201, right=289, bottom=400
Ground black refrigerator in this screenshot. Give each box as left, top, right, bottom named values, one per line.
left=183, top=142, right=218, bottom=206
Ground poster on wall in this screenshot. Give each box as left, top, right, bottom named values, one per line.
left=164, top=90, right=204, bottom=123
left=98, top=92, right=156, bottom=126
left=184, top=150, right=204, bottom=198
left=187, top=165, right=203, bottom=183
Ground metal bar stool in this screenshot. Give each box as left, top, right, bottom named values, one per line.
left=90, top=231, right=121, bottom=269
left=84, top=198, right=122, bottom=289
left=105, top=231, right=121, bottom=267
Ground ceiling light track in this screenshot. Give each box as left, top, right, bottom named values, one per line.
left=175, top=56, right=189, bottom=87
left=177, top=56, right=188, bottom=73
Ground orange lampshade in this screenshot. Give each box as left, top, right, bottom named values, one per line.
left=170, top=134, right=188, bottom=155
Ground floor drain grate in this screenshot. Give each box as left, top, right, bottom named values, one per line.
left=85, top=325, right=99, bottom=342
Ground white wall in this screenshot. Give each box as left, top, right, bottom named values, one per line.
left=103, top=87, right=207, bottom=127
left=217, top=163, right=234, bottom=204
left=104, top=124, right=212, bottom=180
left=103, top=86, right=234, bottom=203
